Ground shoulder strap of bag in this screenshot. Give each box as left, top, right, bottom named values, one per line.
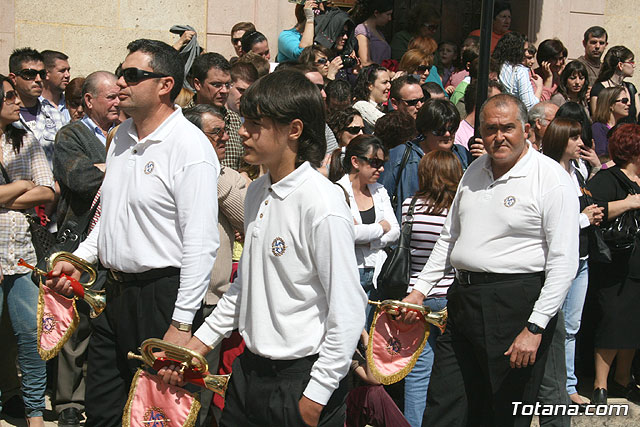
left=334, top=182, right=350, bottom=207
left=391, top=143, right=413, bottom=206
left=609, top=167, right=637, bottom=195
left=0, top=160, right=12, bottom=184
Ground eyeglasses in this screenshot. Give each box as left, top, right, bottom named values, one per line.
left=16, top=68, right=47, bottom=81
left=204, top=127, right=227, bottom=140
left=416, top=65, right=429, bottom=74
left=314, top=58, right=329, bottom=65
left=3, top=90, right=18, bottom=105
left=402, top=97, right=425, bottom=107
left=624, top=61, right=636, bottom=66
left=210, top=82, right=232, bottom=90
left=117, top=67, right=169, bottom=84
left=232, top=37, right=242, bottom=45
left=344, top=126, right=364, bottom=135
left=431, top=125, right=457, bottom=137
left=616, top=97, right=630, bottom=104
left=357, top=156, right=385, bottom=169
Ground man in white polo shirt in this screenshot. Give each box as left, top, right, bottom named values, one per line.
left=47, top=39, right=220, bottom=426
left=403, top=94, right=579, bottom=426
left=160, top=69, right=367, bottom=427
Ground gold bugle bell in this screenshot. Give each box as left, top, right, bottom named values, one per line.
left=127, top=338, right=230, bottom=397
left=368, top=299, right=448, bottom=333
left=48, top=251, right=106, bottom=318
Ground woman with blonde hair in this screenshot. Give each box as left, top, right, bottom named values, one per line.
left=591, top=86, right=630, bottom=156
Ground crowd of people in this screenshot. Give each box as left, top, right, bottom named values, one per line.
left=1, top=0, right=640, bottom=426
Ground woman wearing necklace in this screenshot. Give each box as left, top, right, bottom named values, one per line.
left=353, top=0, right=393, bottom=67
left=589, top=45, right=639, bottom=123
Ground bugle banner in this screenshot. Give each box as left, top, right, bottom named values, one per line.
left=366, top=299, right=448, bottom=385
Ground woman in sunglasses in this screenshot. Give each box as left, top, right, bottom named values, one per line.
left=0, top=75, right=55, bottom=427
left=298, top=45, right=343, bottom=83
left=592, top=86, right=630, bottom=157
left=328, top=134, right=399, bottom=322
left=398, top=49, right=433, bottom=84
left=327, top=107, right=365, bottom=147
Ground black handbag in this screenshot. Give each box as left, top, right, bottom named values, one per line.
left=600, top=168, right=640, bottom=254
left=0, top=161, right=56, bottom=261
left=377, top=196, right=418, bottom=300
left=574, top=168, right=612, bottom=263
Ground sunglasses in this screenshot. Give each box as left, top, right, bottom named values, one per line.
left=344, top=126, right=364, bottom=135
left=431, top=125, right=457, bottom=137
left=16, top=68, right=47, bottom=81
left=402, top=97, right=425, bottom=107
left=616, top=97, right=630, bottom=104
left=624, top=61, right=635, bottom=65
left=416, top=65, right=429, bottom=74
left=357, top=156, right=385, bottom=169
left=117, top=67, right=169, bottom=84
left=314, top=58, right=329, bottom=65
left=3, top=90, right=18, bottom=105
left=204, top=127, right=226, bottom=139
left=232, top=37, right=242, bottom=45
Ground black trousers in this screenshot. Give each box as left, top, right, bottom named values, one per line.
left=221, top=350, right=348, bottom=427
left=423, top=275, right=557, bottom=427
left=84, top=272, right=183, bottom=427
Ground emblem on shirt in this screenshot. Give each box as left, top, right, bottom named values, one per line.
left=385, top=337, right=401, bottom=356
left=271, top=237, right=287, bottom=257
left=41, top=312, right=57, bottom=334
left=144, top=161, right=155, bottom=174
left=143, top=407, right=169, bottom=426
left=503, top=196, right=516, bottom=208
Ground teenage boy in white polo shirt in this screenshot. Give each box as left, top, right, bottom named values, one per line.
left=161, top=69, right=367, bottom=427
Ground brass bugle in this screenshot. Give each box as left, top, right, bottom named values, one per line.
left=127, top=338, right=230, bottom=397
left=368, top=299, right=448, bottom=333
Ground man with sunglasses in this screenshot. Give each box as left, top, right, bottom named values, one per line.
left=9, top=47, right=67, bottom=168
left=46, top=39, right=220, bottom=426
left=189, top=53, right=245, bottom=170
left=390, top=75, right=425, bottom=119
left=379, top=98, right=472, bottom=222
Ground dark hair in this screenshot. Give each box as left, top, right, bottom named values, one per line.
left=351, top=0, right=394, bottom=24
left=584, top=26, right=607, bottom=42
left=298, top=45, right=332, bottom=67
left=536, top=39, right=568, bottom=65
left=407, top=2, right=440, bottom=35
left=374, top=111, right=418, bottom=150
left=241, top=31, right=267, bottom=55
left=237, top=52, right=269, bottom=78
left=415, top=150, right=463, bottom=215
left=328, top=134, right=387, bottom=182
left=541, top=118, right=583, bottom=162
left=183, top=104, right=225, bottom=130
left=556, top=102, right=593, bottom=148
left=493, top=1, right=512, bottom=19
left=0, top=75, right=27, bottom=153
left=390, top=75, right=420, bottom=101
left=556, top=60, right=589, bottom=104
left=597, top=45, right=634, bottom=83
left=9, top=47, right=43, bottom=73
left=82, top=71, right=117, bottom=109
left=609, top=124, right=640, bottom=166
left=240, top=70, right=326, bottom=168
left=231, top=22, right=256, bottom=35
left=416, top=98, right=460, bottom=135
left=353, top=65, right=388, bottom=101
left=327, top=107, right=362, bottom=143
left=458, top=42, right=480, bottom=71
left=65, top=77, right=85, bottom=110
left=325, top=79, right=352, bottom=105
left=421, top=82, right=447, bottom=99
left=525, top=42, right=537, bottom=56
left=191, top=52, right=231, bottom=83
left=230, top=61, right=258, bottom=84
left=127, top=39, right=184, bottom=102
left=492, top=31, right=526, bottom=67
left=41, top=50, right=68, bottom=70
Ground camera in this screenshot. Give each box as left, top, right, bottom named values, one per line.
left=341, top=55, right=357, bottom=68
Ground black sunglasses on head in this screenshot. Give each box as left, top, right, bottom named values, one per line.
left=344, top=126, right=364, bottom=135
left=357, top=155, right=385, bottom=169
left=431, top=125, right=457, bottom=137
left=17, top=68, right=46, bottom=81
left=117, top=67, right=169, bottom=84
left=402, top=97, right=425, bottom=107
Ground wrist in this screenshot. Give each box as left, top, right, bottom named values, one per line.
left=526, top=321, right=545, bottom=335
left=171, top=320, right=192, bottom=332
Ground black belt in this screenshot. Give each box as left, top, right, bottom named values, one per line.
left=455, top=270, right=544, bottom=286
left=108, top=267, right=180, bottom=283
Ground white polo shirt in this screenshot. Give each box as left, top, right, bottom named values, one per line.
left=194, top=162, right=367, bottom=406
left=75, top=107, right=220, bottom=324
left=414, top=145, right=579, bottom=328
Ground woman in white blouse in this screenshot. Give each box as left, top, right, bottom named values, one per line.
left=352, top=65, right=391, bottom=132
left=329, top=135, right=399, bottom=322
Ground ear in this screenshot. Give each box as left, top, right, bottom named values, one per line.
left=582, top=39, right=587, bottom=49
left=390, top=97, right=399, bottom=110
left=350, top=155, right=360, bottom=170
left=84, top=93, right=93, bottom=110
left=193, top=77, right=202, bottom=92
left=523, top=122, right=531, bottom=135
left=8, top=73, right=16, bottom=84
left=288, top=118, right=304, bottom=141
left=158, top=76, right=175, bottom=98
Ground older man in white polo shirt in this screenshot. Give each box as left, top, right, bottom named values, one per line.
left=403, top=93, right=579, bottom=426
left=47, top=39, right=220, bottom=426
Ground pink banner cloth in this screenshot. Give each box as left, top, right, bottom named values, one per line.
left=371, top=310, right=428, bottom=376
left=124, top=370, right=199, bottom=427
left=39, top=285, right=76, bottom=353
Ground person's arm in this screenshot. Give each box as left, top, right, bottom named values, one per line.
left=298, top=1, right=317, bottom=50
left=0, top=180, right=35, bottom=205
left=173, top=30, right=195, bottom=51
left=303, top=213, right=367, bottom=408
left=370, top=187, right=400, bottom=248
left=4, top=186, right=54, bottom=209
left=5, top=135, right=56, bottom=209
left=516, top=65, right=540, bottom=109
left=607, top=195, right=640, bottom=220
left=218, top=170, right=246, bottom=232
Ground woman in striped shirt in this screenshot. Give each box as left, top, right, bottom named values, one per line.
left=402, top=149, right=463, bottom=426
